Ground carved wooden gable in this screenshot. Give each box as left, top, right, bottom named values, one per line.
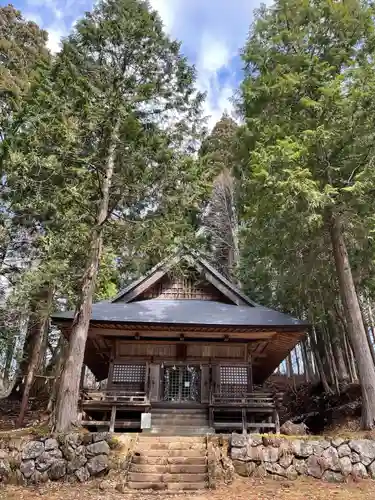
left=136, top=272, right=231, bottom=302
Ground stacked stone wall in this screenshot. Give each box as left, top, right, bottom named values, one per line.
left=0, top=432, right=126, bottom=485
left=231, top=434, right=375, bottom=482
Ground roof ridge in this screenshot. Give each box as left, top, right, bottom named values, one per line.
left=111, top=247, right=256, bottom=306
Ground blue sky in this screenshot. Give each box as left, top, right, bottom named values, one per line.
left=12, top=0, right=267, bottom=128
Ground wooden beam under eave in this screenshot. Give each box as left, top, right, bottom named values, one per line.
left=89, top=328, right=277, bottom=341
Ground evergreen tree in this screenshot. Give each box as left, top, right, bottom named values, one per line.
left=6, top=0, right=206, bottom=431
left=199, top=114, right=241, bottom=281
left=239, top=0, right=375, bottom=427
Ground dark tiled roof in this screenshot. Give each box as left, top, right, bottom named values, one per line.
left=52, top=299, right=307, bottom=328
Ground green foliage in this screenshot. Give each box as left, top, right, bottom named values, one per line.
left=237, top=0, right=375, bottom=314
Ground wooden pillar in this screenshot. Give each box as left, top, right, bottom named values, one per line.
left=109, top=405, right=117, bottom=432
left=79, top=364, right=86, bottom=391
left=248, top=354, right=253, bottom=392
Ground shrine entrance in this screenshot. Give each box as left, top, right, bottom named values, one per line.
left=163, top=365, right=201, bottom=403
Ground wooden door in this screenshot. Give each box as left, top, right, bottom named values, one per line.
left=149, top=363, right=160, bottom=402
left=200, top=365, right=210, bottom=403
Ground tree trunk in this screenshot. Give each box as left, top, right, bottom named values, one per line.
left=331, top=330, right=350, bottom=385
left=310, top=326, right=332, bottom=393
left=286, top=353, right=293, bottom=377
left=330, top=214, right=375, bottom=429
left=16, top=286, right=53, bottom=427
left=328, top=313, right=350, bottom=385
left=54, top=121, right=119, bottom=432
left=368, top=298, right=375, bottom=344
left=3, top=337, right=16, bottom=384
left=9, top=313, right=34, bottom=399
left=342, top=328, right=357, bottom=382
left=47, top=336, right=68, bottom=417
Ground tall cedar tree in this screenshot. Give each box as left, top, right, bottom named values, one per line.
left=8, top=0, right=204, bottom=431
left=199, top=114, right=241, bottom=281
left=239, top=0, right=375, bottom=428
left=0, top=6, right=51, bottom=403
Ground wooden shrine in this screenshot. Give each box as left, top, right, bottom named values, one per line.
left=52, top=250, right=307, bottom=434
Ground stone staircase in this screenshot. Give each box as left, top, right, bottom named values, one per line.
left=150, top=408, right=210, bottom=435
left=127, top=435, right=208, bottom=490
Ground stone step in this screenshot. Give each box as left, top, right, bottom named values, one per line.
left=148, top=426, right=211, bottom=436
left=132, top=455, right=207, bottom=466
left=166, top=482, right=208, bottom=491
left=127, top=481, right=208, bottom=490
left=135, top=441, right=206, bottom=451
left=138, top=435, right=206, bottom=443
left=134, top=448, right=206, bottom=458
left=130, top=463, right=207, bottom=474
left=128, top=472, right=208, bottom=483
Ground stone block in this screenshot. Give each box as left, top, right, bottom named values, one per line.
left=22, top=441, right=44, bottom=460
left=247, top=445, right=279, bottom=463
left=0, top=459, right=11, bottom=479
left=30, top=470, right=49, bottom=484
left=352, top=462, right=368, bottom=479
left=86, top=441, right=110, bottom=458
left=285, top=465, right=298, bottom=480
left=339, top=456, right=352, bottom=477
left=231, top=433, right=247, bottom=448
left=293, top=458, right=307, bottom=475
left=321, top=446, right=340, bottom=472
left=311, top=440, right=330, bottom=455
left=93, top=432, right=111, bottom=443
left=349, top=440, right=375, bottom=466
left=20, top=460, right=35, bottom=479
left=279, top=452, right=293, bottom=468
left=75, top=467, right=90, bottom=482
left=36, top=449, right=63, bottom=473
left=280, top=421, right=308, bottom=436
left=337, top=444, right=351, bottom=458
left=44, top=439, right=59, bottom=451
left=368, top=460, right=375, bottom=479
left=265, top=463, right=287, bottom=477
left=48, top=459, right=67, bottom=480
left=351, top=452, right=361, bottom=463
left=86, top=454, right=108, bottom=476
left=322, top=470, right=344, bottom=483
left=307, top=455, right=324, bottom=479
left=233, top=460, right=256, bottom=477
left=248, top=435, right=263, bottom=447
left=332, top=438, right=346, bottom=448
left=253, top=464, right=266, bottom=478
left=231, top=446, right=247, bottom=461
left=66, top=454, right=87, bottom=474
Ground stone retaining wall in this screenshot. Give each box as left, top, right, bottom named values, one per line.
left=231, top=434, right=375, bottom=482
left=0, top=432, right=125, bottom=485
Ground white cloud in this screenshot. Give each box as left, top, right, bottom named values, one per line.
left=46, top=26, right=65, bottom=53
left=23, top=11, right=44, bottom=26
left=199, top=34, right=230, bottom=74
left=149, top=0, right=179, bottom=32
left=147, top=0, right=257, bottom=129
left=24, top=0, right=264, bottom=127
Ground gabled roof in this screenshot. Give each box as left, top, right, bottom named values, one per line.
left=53, top=299, right=307, bottom=328
left=52, top=249, right=308, bottom=329
left=111, top=249, right=258, bottom=307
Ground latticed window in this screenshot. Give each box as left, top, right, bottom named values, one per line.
left=111, top=364, right=146, bottom=392
left=163, top=365, right=201, bottom=402
left=219, top=366, right=248, bottom=396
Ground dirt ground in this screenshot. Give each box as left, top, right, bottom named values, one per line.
left=1, top=477, right=375, bottom=500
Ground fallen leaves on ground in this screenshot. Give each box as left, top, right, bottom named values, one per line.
left=1, top=477, right=375, bottom=500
